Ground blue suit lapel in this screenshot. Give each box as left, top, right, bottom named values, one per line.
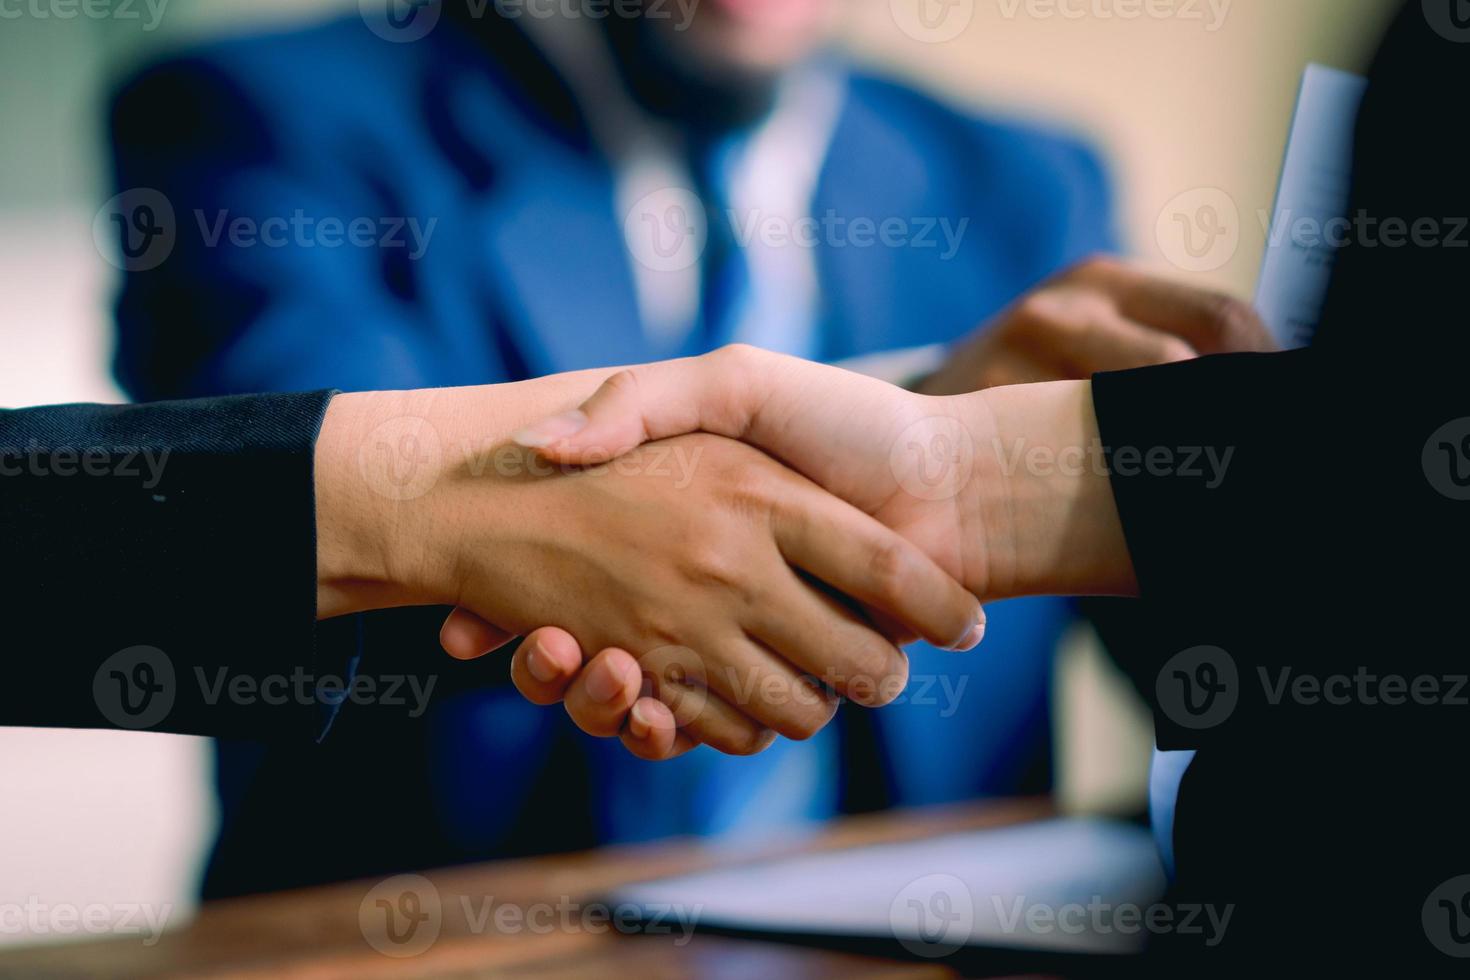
left=479, top=167, right=652, bottom=376
left=813, top=91, right=1000, bottom=360
left=432, top=16, right=652, bottom=377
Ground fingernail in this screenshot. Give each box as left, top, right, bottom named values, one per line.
left=526, top=643, right=559, bottom=683
left=954, top=620, right=986, bottom=652
left=585, top=662, right=623, bottom=704
left=513, top=410, right=587, bottom=449
left=629, top=701, right=652, bottom=738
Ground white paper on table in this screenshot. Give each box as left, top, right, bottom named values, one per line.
left=610, top=817, right=1167, bottom=955
left=1254, top=64, right=1369, bottom=349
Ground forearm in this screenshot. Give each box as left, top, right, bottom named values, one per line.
left=959, top=381, right=1139, bottom=601
left=315, top=367, right=623, bottom=619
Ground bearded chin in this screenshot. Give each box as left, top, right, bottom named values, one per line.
left=601, top=12, right=785, bottom=135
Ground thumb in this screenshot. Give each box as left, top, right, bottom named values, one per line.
left=513, top=347, right=763, bottom=465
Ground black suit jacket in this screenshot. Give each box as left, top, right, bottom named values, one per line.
left=0, top=389, right=342, bottom=739
left=1091, top=3, right=1469, bottom=968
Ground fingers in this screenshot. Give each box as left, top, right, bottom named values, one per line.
left=622, top=698, right=697, bottom=761
left=562, top=647, right=642, bottom=736
left=559, top=651, right=699, bottom=761
left=509, top=627, right=585, bottom=704
left=770, top=479, right=984, bottom=654
left=751, top=579, right=914, bottom=710
left=639, top=643, right=777, bottom=756
left=513, top=345, right=771, bottom=464
left=518, top=641, right=696, bottom=760
left=513, top=629, right=785, bottom=756
left=439, top=607, right=518, bottom=661
left=532, top=638, right=778, bottom=758
left=1069, top=256, right=1276, bottom=354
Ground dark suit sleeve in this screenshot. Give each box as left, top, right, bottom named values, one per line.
left=0, top=389, right=350, bottom=740
left=108, top=56, right=450, bottom=399
left=1084, top=3, right=1470, bottom=962
left=1092, top=0, right=1467, bottom=695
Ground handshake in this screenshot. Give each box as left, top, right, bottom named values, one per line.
left=314, top=260, right=1270, bottom=761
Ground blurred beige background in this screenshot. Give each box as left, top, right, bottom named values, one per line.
left=0, top=0, right=1401, bottom=947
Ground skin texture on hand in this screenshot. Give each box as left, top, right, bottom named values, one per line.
left=499, top=347, right=1140, bottom=758
left=479, top=259, right=1270, bottom=759
left=312, top=377, right=982, bottom=755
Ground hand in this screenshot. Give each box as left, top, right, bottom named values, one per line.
left=917, top=256, right=1274, bottom=395
left=466, top=347, right=1140, bottom=758
left=314, top=384, right=983, bottom=755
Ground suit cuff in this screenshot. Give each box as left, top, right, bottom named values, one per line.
left=0, top=389, right=357, bottom=740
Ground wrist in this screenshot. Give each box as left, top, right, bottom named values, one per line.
left=957, top=381, right=1138, bottom=600
left=314, top=369, right=626, bottom=620
left=314, top=389, right=451, bottom=618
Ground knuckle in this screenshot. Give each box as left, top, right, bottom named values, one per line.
left=681, top=543, right=748, bottom=594
left=867, top=539, right=914, bottom=607
left=723, top=461, right=775, bottom=505
left=1155, top=336, right=1197, bottom=364
left=565, top=702, right=621, bottom=739
left=835, top=637, right=908, bottom=706
left=731, top=725, right=777, bottom=756
left=710, top=342, right=760, bottom=365
left=706, top=719, right=776, bottom=756
left=768, top=679, right=839, bottom=741
left=1072, top=253, right=1121, bottom=280
left=601, top=367, right=643, bottom=399
left=868, top=654, right=910, bottom=707
left=1008, top=292, right=1057, bottom=329
left=1213, top=296, right=1268, bottom=350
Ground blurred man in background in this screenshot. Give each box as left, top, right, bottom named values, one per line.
left=108, top=0, right=1265, bottom=897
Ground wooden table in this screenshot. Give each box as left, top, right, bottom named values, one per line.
left=0, top=799, right=1057, bottom=979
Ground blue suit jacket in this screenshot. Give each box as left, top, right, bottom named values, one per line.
left=110, top=8, right=1117, bottom=897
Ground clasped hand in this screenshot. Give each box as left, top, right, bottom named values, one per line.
left=438, top=346, right=1027, bottom=760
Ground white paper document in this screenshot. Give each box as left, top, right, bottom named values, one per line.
left=1254, top=64, right=1369, bottom=348
left=611, top=818, right=1167, bottom=956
